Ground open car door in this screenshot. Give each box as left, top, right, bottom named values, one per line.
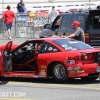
left=2, top=41, right=13, bottom=72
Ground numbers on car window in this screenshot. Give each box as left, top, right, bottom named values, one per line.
left=73, top=15, right=85, bottom=22
left=78, top=16, right=84, bottom=22
left=41, top=42, right=60, bottom=53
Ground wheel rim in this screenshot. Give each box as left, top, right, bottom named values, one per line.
left=54, top=64, right=66, bottom=79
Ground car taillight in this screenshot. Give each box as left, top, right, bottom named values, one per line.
left=80, top=52, right=94, bottom=60
left=80, top=52, right=94, bottom=63
left=85, top=33, right=90, bottom=43
left=67, top=55, right=82, bottom=64
left=67, top=53, right=94, bottom=64
left=74, top=55, right=82, bottom=60
left=87, top=53, right=94, bottom=60
left=80, top=52, right=87, bottom=60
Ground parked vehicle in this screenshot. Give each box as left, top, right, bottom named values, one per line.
left=0, top=38, right=100, bottom=82
left=40, top=9, right=100, bottom=46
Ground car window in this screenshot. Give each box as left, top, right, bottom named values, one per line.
left=52, top=39, right=93, bottom=50
left=71, top=14, right=86, bottom=29
left=52, top=15, right=63, bottom=28
left=40, top=42, right=60, bottom=53
left=60, top=14, right=72, bottom=29
left=12, top=41, right=44, bottom=57
left=90, top=15, right=100, bottom=29
left=18, top=42, right=43, bottom=52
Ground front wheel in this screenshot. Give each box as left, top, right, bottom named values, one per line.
left=52, top=63, right=68, bottom=82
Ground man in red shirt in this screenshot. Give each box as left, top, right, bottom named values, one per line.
left=2, top=5, right=16, bottom=39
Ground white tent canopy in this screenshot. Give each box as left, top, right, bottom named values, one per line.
left=0, top=0, right=100, bottom=3
left=0, top=0, right=48, bottom=3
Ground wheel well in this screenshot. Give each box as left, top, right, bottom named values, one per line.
left=47, top=61, right=65, bottom=77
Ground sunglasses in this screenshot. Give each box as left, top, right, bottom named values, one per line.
left=72, top=25, right=75, bottom=26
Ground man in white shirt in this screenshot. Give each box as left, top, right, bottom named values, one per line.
left=48, top=6, right=59, bottom=23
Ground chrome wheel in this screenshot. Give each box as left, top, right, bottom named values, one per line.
left=52, top=63, right=68, bottom=82
left=54, top=64, right=66, bottom=79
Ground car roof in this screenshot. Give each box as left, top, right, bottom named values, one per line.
left=62, top=9, right=100, bottom=15
left=59, top=11, right=88, bottom=16
left=60, top=9, right=100, bottom=16
left=27, top=37, right=70, bottom=42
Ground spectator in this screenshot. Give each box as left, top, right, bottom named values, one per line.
left=48, top=6, right=59, bottom=24
left=62, top=21, right=85, bottom=42
left=17, top=0, right=27, bottom=13
left=2, top=5, right=16, bottom=39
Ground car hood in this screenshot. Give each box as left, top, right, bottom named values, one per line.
left=39, top=29, right=53, bottom=37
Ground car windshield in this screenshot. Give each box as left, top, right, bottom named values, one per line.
left=52, top=39, right=93, bottom=50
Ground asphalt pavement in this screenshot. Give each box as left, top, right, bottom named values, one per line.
left=0, top=78, right=100, bottom=100
left=0, top=31, right=39, bottom=45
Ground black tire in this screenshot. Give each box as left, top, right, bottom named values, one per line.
left=0, top=76, right=3, bottom=80
left=81, top=77, right=98, bottom=81
left=52, top=63, right=68, bottom=82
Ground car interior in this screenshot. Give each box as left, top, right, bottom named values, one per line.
left=12, top=42, right=43, bottom=72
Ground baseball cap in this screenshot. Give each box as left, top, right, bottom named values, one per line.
left=72, top=21, right=80, bottom=26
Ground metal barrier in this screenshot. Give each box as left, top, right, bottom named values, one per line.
left=0, top=12, right=49, bottom=38
left=15, top=12, right=48, bottom=38
left=15, top=13, right=29, bottom=37
left=0, top=18, right=7, bottom=36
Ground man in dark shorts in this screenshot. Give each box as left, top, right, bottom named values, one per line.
left=62, top=21, right=85, bottom=42
left=17, top=0, right=27, bottom=13
left=2, top=5, right=16, bottom=39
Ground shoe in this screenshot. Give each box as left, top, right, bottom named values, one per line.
left=8, top=36, right=11, bottom=40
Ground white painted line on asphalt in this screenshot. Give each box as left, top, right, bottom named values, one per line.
left=0, top=98, right=31, bottom=100
left=6, top=81, right=100, bottom=91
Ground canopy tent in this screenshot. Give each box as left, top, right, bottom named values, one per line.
left=0, top=0, right=100, bottom=3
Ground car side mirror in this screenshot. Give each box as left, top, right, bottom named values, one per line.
left=44, top=24, right=51, bottom=29
left=54, top=25, right=59, bottom=28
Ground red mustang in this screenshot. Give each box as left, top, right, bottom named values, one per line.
left=0, top=38, right=100, bottom=82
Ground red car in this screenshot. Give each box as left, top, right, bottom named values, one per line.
left=0, top=38, right=100, bottom=82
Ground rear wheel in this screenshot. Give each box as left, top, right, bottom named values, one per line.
left=52, top=63, right=68, bottom=82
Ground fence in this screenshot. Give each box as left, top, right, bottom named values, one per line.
left=15, top=12, right=49, bottom=38
left=0, top=17, right=7, bottom=37
left=0, top=12, right=49, bottom=38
